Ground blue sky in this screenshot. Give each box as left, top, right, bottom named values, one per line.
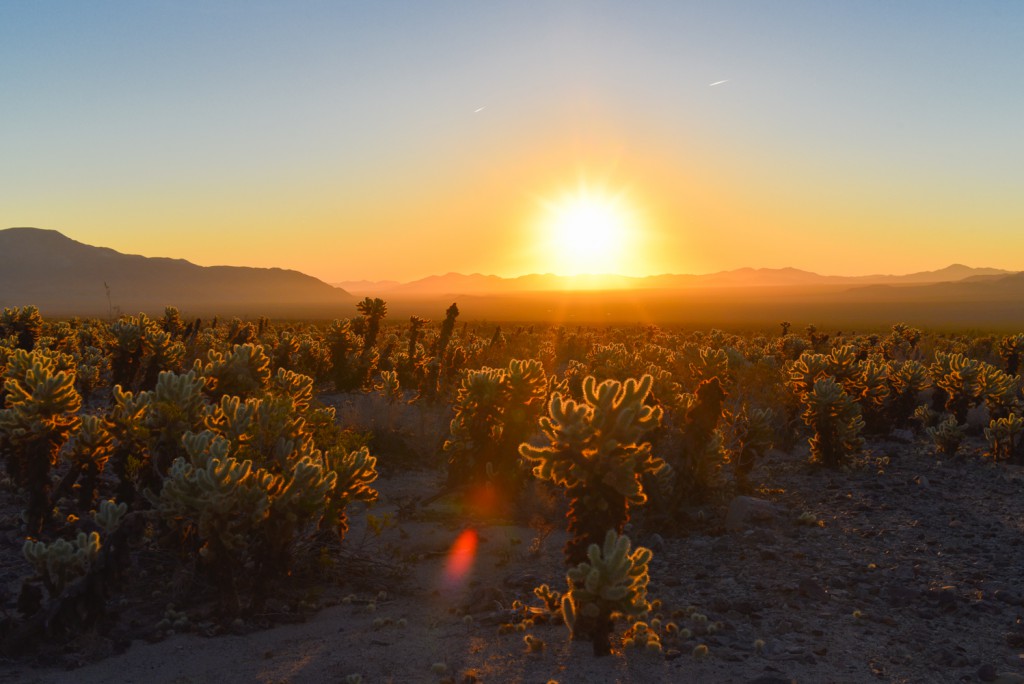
left=3, top=2, right=1022, bottom=280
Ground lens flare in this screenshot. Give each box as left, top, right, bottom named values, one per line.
left=442, top=529, right=478, bottom=589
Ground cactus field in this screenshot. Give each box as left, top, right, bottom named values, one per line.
left=0, top=304, right=1023, bottom=683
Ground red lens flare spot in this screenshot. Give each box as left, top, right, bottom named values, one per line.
left=443, top=529, right=478, bottom=589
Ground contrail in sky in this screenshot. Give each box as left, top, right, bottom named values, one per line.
left=474, top=106, right=486, bottom=113
left=709, top=79, right=729, bottom=86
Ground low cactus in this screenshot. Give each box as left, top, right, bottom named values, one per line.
left=985, top=413, right=1024, bottom=462
left=927, top=415, right=966, bottom=459
left=560, top=529, right=652, bottom=656
left=23, top=531, right=101, bottom=597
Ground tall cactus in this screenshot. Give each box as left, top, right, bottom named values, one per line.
left=0, top=349, right=82, bottom=533
left=520, top=374, right=664, bottom=565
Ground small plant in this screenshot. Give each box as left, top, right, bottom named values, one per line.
left=560, top=529, right=652, bottom=657
left=985, top=413, right=1024, bottom=463
left=927, top=415, right=966, bottom=459
left=23, top=531, right=101, bottom=597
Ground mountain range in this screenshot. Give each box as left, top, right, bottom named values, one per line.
left=0, top=228, right=352, bottom=317
left=3, top=227, right=1023, bottom=326
left=335, top=264, right=1014, bottom=296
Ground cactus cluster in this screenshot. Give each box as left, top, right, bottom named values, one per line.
left=444, top=359, right=547, bottom=497
left=560, top=529, right=652, bottom=656
left=520, top=374, right=664, bottom=564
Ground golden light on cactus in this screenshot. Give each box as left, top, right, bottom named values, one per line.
left=538, top=183, right=639, bottom=277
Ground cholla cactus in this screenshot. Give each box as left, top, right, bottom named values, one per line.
left=373, top=370, right=402, bottom=404
left=998, top=334, right=1024, bottom=375
left=0, top=305, right=44, bottom=351
left=927, top=415, right=966, bottom=459
left=984, top=413, right=1024, bottom=463
left=560, top=530, right=652, bottom=656
left=978, top=363, right=1020, bottom=421
left=66, top=414, right=114, bottom=508
left=203, top=344, right=272, bottom=399
left=787, top=352, right=830, bottom=397
left=93, top=499, right=128, bottom=535
left=146, top=370, right=209, bottom=473
left=689, top=347, right=729, bottom=387
left=520, top=374, right=664, bottom=565
left=727, top=406, right=775, bottom=493
left=882, top=323, right=922, bottom=361
left=852, top=359, right=890, bottom=432
left=75, top=345, right=108, bottom=403
left=355, top=297, right=388, bottom=352
left=323, top=446, right=379, bottom=540
left=109, top=316, right=144, bottom=388
left=327, top=320, right=372, bottom=392
left=801, top=377, right=864, bottom=468
left=930, top=352, right=982, bottom=422
left=445, top=359, right=547, bottom=496
left=665, top=377, right=727, bottom=502
left=0, top=349, right=82, bottom=533
left=140, top=322, right=184, bottom=389
left=106, top=384, right=152, bottom=503
left=888, top=360, right=931, bottom=428
left=23, top=531, right=101, bottom=597
left=155, top=437, right=273, bottom=597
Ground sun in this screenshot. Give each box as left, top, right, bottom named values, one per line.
left=540, top=185, right=635, bottom=275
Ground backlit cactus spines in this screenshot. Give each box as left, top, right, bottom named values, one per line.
left=140, top=322, right=185, bottom=389
left=520, top=374, right=664, bottom=565
left=978, top=363, right=1020, bottom=421
left=203, top=343, right=272, bottom=399
left=23, top=531, right=101, bottom=597
left=927, top=415, right=966, bottom=459
left=109, top=316, right=144, bottom=388
left=888, top=359, right=931, bottom=428
left=801, top=376, right=864, bottom=468
left=929, top=352, right=982, bottom=422
left=269, top=367, right=315, bottom=413
left=690, top=347, right=729, bottom=387
left=985, top=413, right=1024, bottom=462
left=67, top=414, right=114, bottom=508
left=443, top=359, right=547, bottom=497
left=0, top=349, right=82, bottom=533
left=355, top=297, right=388, bottom=352
left=145, top=369, right=210, bottom=472
left=561, top=529, right=652, bottom=656
left=0, top=305, right=44, bottom=351
left=327, top=319, right=377, bottom=392
left=787, top=352, right=830, bottom=397
left=323, top=446, right=379, bottom=540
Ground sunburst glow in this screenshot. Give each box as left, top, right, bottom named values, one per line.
left=539, top=185, right=637, bottom=276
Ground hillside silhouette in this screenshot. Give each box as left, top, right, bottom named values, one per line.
left=4, top=227, right=1023, bottom=326
left=0, top=228, right=352, bottom=317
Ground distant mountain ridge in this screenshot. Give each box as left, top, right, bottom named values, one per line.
left=336, top=264, right=1016, bottom=296
left=0, top=227, right=352, bottom=317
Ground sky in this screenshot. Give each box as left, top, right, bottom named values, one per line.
left=3, top=1, right=1023, bottom=282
